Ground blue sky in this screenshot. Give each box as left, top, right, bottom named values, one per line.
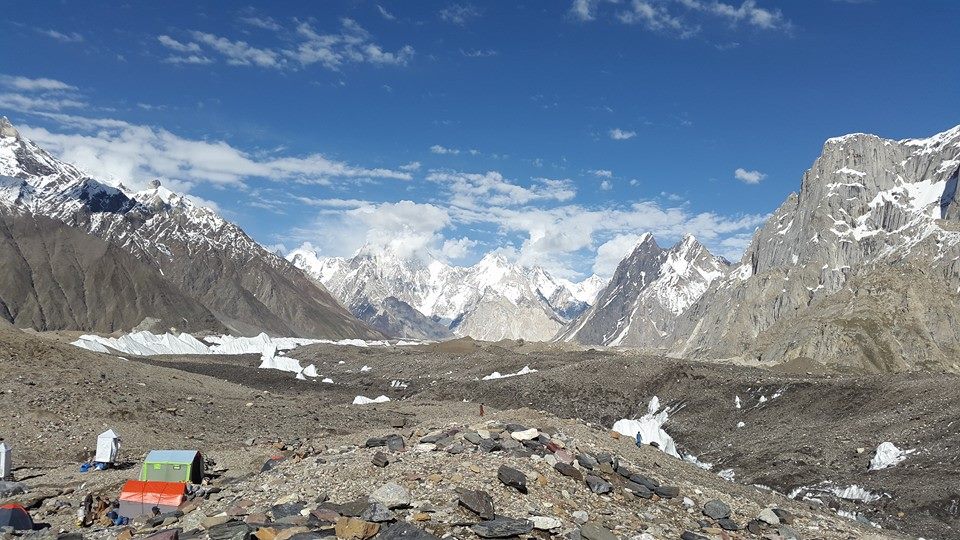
left=2, top=0, right=958, bottom=279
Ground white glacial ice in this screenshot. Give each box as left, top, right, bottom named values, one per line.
left=869, top=442, right=915, bottom=470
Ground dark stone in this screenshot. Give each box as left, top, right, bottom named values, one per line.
left=497, top=465, right=527, bottom=493
left=206, top=520, right=253, bottom=540
left=435, top=436, right=458, bottom=448
left=615, top=464, right=634, bottom=478
left=595, top=452, right=612, bottom=464
left=446, top=443, right=465, bottom=454
left=680, top=532, right=709, bottom=540
left=773, top=508, right=794, bottom=525
left=746, top=520, right=763, bottom=535
left=522, top=440, right=546, bottom=455
left=378, top=522, right=441, bottom=540
left=579, top=523, right=616, bottom=540
left=653, top=485, right=679, bottom=499
left=365, top=437, right=387, bottom=448
left=471, top=517, right=534, bottom=538
left=286, top=534, right=330, bottom=540
left=338, top=500, right=370, bottom=518
left=360, top=501, right=395, bottom=523
left=372, top=451, right=390, bottom=468
left=271, top=503, right=306, bottom=520
left=478, top=439, right=502, bottom=453
left=628, top=474, right=659, bottom=490
left=386, top=435, right=405, bottom=452
left=463, top=432, right=482, bottom=445
left=585, top=475, right=612, bottom=495
left=458, top=489, right=495, bottom=520
left=703, top=500, right=731, bottom=520
left=503, top=423, right=527, bottom=433
left=576, top=454, right=598, bottom=470
left=144, top=530, right=180, bottom=540
left=623, top=481, right=653, bottom=499
left=501, top=439, right=521, bottom=451
left=390, top=417, right=406, bottom=429
left=553, top=462, right=583, bottom=481
left=718, top=518, right=740, bottom=531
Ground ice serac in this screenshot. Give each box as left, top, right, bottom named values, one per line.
left=288, top=245, right=601, bottom=341
left=559, top=233, right=727, bottom=347
left=667, top=124, right=960, bottom=372
left=0, top=117, right=379, bottom=339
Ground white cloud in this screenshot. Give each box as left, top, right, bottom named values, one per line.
left=593, top=234, right=645, bottom=276
left=578, top=0, right=789, bottom=37
left=427, top=170, right=576, bottom=208
left=609, top=128, right=636, bottom=140
left=38, top=29, right=84, bottom=43
left=591, top=169, right=614, bottom=178
left=461, top=49, right=498, bottom=58
left=399, top=161, right=421, bottom=171
left=439, top=3, right=481, bottom=24
left=430, top=144, right=460, bottom=155
left=734, top=167, right=766, bottom=184
left=570, top=0, right=596, bottom=21
left=441, top=236, right=478, bottom=260
left=17, top=113, right=412, bottom=193
left=290, top=19, right=414, bottom=70
left=158, top=35, right=201, bottom=53
left=376, top=5, right=396, bottom=20
left=294, top=197, right=370, bottom=208
left=0, top=75, right=76, bottom=92
left=600, top=180, right=613, bottom=190
left=239, top=15, right=282, bottom=31
left=158, top=19, right=413, bottom=72
left=191, top=31, right=283, bottom=68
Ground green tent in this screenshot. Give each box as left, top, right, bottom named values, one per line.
left=139, top=450, right=203, bottom=484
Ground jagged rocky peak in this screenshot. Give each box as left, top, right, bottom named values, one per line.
left=558, top=232, right=726, bottom=347
left=0, top=117, right=18, bottom=139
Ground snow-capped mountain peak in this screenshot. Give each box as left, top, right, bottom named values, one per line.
left=289, top=246, right=604, bottom=341
left=559, top=233, right=728, bottom=347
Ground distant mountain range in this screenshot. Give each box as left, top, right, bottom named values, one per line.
left=0, top=117, right=379, bottom=339
left=5, top=112, right=960, bottom=373
left=287, top=246, right=605, bottom=341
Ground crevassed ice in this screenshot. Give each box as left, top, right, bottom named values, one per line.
left=869, top=442, right=915, bottom=470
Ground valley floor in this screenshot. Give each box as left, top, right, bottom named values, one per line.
left=3, top=331, right=955, bottom=539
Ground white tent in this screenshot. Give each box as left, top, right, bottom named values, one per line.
left=0, top=443, right=9, bottom=480
left=95, top=429, right=120, bottom=464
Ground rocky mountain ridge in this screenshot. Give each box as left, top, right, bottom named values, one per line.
left=565, top=124, right=960, bottom=372
left=0, top=116, right=379, bottom=339
left=558, top=234, right=728, bottom=347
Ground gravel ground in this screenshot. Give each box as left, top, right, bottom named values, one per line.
left=2, top=331, right=954, bottom=538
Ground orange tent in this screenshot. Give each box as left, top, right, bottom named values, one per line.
left=117, top=480, right=186, bottom=518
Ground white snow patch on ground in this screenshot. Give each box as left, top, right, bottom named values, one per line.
left=737, top=421, right=745, bottom=428
left=360, top=365, right=372, bottom=372
left=869, top=442, right=916, bottom=470
left=734, top=396, right=741, bottom=409
left=352, top=395, right=391, bottom=405
left=718, top=469, right=735, bottom=482
left=830, top=485, right=882, bottom=502
left=390, top=380, right=409, bottom=389
left=322, top=378, right=334, bottom=384
left=481, top=365, right=538, bottom=380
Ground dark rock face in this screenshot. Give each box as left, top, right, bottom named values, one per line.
left=0, top=210, right=223, bottom=333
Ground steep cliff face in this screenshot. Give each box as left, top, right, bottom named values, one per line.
left=666, top=125, right=960, bottom=371
left=559, top=234, right=727, bottom=347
